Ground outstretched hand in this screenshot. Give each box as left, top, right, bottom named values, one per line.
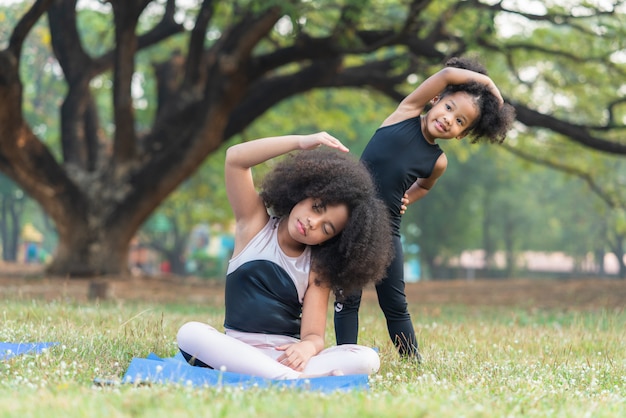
left=298, top=132, right=349, bottom=152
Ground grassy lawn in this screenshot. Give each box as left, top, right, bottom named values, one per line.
left=1, top=290, right=625, bottom=417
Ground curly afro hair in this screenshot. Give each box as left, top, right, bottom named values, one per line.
left=260, top=148, right=393, bottom=294
left=441, top=57, right=517, bottom=144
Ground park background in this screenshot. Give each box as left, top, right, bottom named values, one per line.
left=2, top=0, right=626, bottom=283
left=0, top=1, right=625, bottom=417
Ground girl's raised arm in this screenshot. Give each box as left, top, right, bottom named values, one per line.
left=224, top=132, right=349, bottom=227
left=384, top=67, right=503, bottom=125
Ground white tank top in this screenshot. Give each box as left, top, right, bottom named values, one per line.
left=227, top=217, right=311, bottom=303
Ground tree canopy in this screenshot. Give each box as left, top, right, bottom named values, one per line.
left=0, top=0, right=625, bottom=276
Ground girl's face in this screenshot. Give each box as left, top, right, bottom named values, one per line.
left=421, top=91, right=479, bottom=143
left=287, top=197, right=349, bottom=246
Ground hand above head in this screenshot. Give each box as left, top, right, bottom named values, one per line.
left=486, top=81, right=504, bottom=106
left=396, top=66, right=506, bottom=119
left=299, top=131, right=349, bottom=152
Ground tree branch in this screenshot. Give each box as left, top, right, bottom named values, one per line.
left=402, top=0, right=434, bottom=34
left=608, top=98, right=626, bottom=126
left=109, top=0, right=151, bottom=162
left=48, top=1, right=99, bottom=168
left=184, top=0, right=215, bottom=87
left=498, top=42, right=615, bottom=65
left=250, top=27, right=439, bottom=82
left=92, top=7, right=184, bottom=74
left=512, top=103, right=626, bottom=156
left=331, top=1, right=366, bottom=38
left=225, top=58, right=403, bottom=138
left=48, top=1, right=93, bottom=81
left=201, top=6, right=284, bottom=102
left=502, top=144, right=623, bottom=210
left=7, top=0, right=54, bottom=58
left=223, top=7, right=283, bottom=61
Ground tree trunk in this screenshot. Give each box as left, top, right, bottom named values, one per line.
left=503, top=218, right=516, bottom=278
left=615, top=240, right=626, bottom=280
left=482, top=194, right=496, bottom=276
left=606, top=232, right=626, bottom=280
left=1, top=195, right=21, bottom=261
left=594, top=249, right=605, bottom=276
left=46, top=222, right=131, bottom=276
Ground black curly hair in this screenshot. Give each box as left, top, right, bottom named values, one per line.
left=260, top=148, right=393, bottom=294
left=440, top=57, right=516, bottom=144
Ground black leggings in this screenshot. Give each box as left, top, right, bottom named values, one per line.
left=334, top=234, right=419, bottom=357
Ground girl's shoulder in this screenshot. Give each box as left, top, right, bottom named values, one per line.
left=380, top=112, right=421, bottom=129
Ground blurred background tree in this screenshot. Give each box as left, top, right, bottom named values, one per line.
left=0, top=0, right=624, bottom=279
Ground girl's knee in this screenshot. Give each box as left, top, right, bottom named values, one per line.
left=177, top=321, right=214, bottom=344
left=337, top=344, right=380, bottom=374
left=362, top=347, right=380, bottom=373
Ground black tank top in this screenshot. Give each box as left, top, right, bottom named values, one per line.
left=224, top=217, right=310, bottom=339
left=361, top=116, right=443, bottom=232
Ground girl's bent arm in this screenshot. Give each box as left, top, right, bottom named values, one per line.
left=225, top=133, right=348, bottom=250
left=383, top=67, right=503, bottom=126
left=404, top=154, right=447, bottom=207
left=225, top=133, right=348, bottom=223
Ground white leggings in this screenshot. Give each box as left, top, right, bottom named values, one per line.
left=176, top=321, right=380, bottom=380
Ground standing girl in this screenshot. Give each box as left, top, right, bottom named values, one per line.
left=177, top=132, right=393, bottom=379
left=334, top=57, right=517, bottom=359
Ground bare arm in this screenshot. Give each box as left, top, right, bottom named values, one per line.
left=400, top=154, right=448, bottom=213
left=383, top=67, right=504, bottom=127
left=275, top=274, right=331, bottom=371
left=225, top=132, right=348, bottom=253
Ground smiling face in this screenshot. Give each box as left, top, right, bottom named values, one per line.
left=421, top=91, right=480, bottom=143
left=286, top=197, right=349, bottom=247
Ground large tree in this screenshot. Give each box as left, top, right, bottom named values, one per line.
left=0, top=0, right=624, bottom=276
left=0, top=175, right=25, bottom=261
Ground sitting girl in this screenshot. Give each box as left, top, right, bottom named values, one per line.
left=177, top=132, right=393, bottom=379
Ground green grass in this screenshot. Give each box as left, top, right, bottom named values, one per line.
left=1, top=297, right=625, bottom=417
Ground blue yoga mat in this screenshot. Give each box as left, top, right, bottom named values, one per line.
left=122, top=352, right=370, bottom=392
left=0, top=342, right=58, bottom=361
